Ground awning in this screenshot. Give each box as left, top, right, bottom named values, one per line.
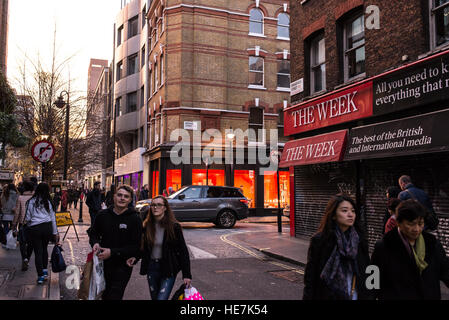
left=345, top=108, right=449, bottom=161
left=279, top=130, right=348, bottom=168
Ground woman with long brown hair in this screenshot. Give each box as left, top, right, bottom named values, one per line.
left=127, top=195, right=191, bottom=300
left=303, top=194, right=371, bottom=300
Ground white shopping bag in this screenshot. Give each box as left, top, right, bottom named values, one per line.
left=88, top=254, right=106, bottom=300
left=5, top=231, right=17, bottom=250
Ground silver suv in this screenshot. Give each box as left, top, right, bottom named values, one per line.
left=136, top=185, right=249, bottom=228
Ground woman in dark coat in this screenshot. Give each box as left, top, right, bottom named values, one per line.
left=303, top=194, right=371, bottom=300
left=127, top=195, right=191, bottom=300
left=371, top=199, right=449, bottom=300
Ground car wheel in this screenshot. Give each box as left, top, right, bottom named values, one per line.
left=216, top=210, right=237, bottom=229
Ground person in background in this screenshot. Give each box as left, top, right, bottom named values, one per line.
left=24, top=183, right=59, bottom=284
left=12, top=180, right=35, bottom=271
left=382, top=186, right=401, bottom=234
left=303, top=194, right=371, bottom=300
left=139, top=184, right=149, bottom=201
left=53, top=188, right=61, bottom=212
left=127, top=195, right=192, bottom=300
left=89, top=185, right=142, bottom=300
left=105, top=184, right=116, bottom=208
left=60, top=187, right=68, bottom=212
left=384, top=198, right=401, bottom=234
left=371, top=200, right=449, bottom=300
left=0, top=183, right=19, bottom=235
left=72, top=187, right=80, bottom=209
left=86, top=182, right=103, bottom=225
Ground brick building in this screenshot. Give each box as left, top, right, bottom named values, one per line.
left=143, top=0, right=292, bottom=215
left=284, top=0, right=449, bottom=251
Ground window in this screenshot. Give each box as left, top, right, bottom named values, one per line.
left=152, top=171, right=159, bottom=197
left=192, top=169, right=225, bottom=186
left=117, top=25, right=124, bottom=46
left=277, top=13, right=290, bottom=39
left=344, top=14, right=365, bottom=80
left=160, top=55, right=164, bottom=85
left=205, top=187, right=223, bottom=198
left=115, top=97, right=122, bottom=117
left=182, top=186, right=203, bottom=199
left=277, top=60, right=290, bottom=89
left=310, top=34, right=326, bottom=94
left=142, top=5, right=146, bottom=29
left=166, top=169, right=181, bottom=192
left=140, top=86, right=145, bottom=108
left=263, top=171, right=290, bottom=209
left=153, top=61, right=158, bottom=92
left=234, top=170, right=255, bottom=208
left=249, top=56, right=264, bottom=87
left=126, top=91, right=137, bottom=113
left=128, top=15, right=139, bottom=39
left=141, top=46, right=146, bottom=69
left=249, top=9, right=263, bottom=35
left=127, top=54, right=138, bottom=76
left=278, top=108, right=285, bottom=139
left=249, top=107, right=263, bottom=142
left=116, top=60, right=123, bottom=81
left=432, top=0, right=449, bottom=47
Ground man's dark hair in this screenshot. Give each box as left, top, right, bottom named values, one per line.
left=387, top=198, right=401, bottom=212
left=386, top=186, right=401, bottom=198
left=94, top=181, right=101, bottom=187
left=396, top=199, right=427, bottom=223
left=23, top=180, right=34, bottom=192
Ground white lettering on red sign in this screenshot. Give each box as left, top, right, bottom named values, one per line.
left=284, top=139, right=339, bottom=162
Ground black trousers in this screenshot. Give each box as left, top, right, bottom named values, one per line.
left=27, top=222, right=52, bottom=277
left=18, top=224, right=33, bottom=261
left=102, top=260, right=133, bottom=300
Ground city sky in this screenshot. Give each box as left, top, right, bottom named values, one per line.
left=7, top=0, right=122, bottom=96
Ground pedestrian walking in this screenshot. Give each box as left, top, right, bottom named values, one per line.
left=105, top=184, right=115, bottom=208
left=86, top=182, right=103, bottom=225
left=398, top=175, right=439, bottom=231
left=72, top=187, right=80, bottom=209
left=88, top=185, right=142, bottom=300
left=139, top=184, right=149, bottom=201
left=12, top=180, right=35, bottom=271
left=382, top=186, right=401, bottom=233
left=127, top=195, right=192, bottom=300
left=0, top=183, right=19, bottom=235
left=24, top=183, right=59, bottom=284
left=371, top=199, right=449, bottom=300
left=384, top=198, right=401, bottom=234
left=60, top=187, right=68, bottom=212
left=303, top=194, right=371, bottom=300
left=53, top=188, right=61, bottom=212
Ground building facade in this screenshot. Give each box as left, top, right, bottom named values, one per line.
left=0, top=0, right=8, bottom=75
left=113, top=0, right=150, bottom=192
left=284, top=0, right=449, bottom=252
left=144, top=0, right=291, bottom=215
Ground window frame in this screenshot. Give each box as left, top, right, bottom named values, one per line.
left=126, top=91, right=138, bottom=114
left=127, top=53, right=138, bottom=76
left=430, top=0, right=449, bottom=49
left=249, top=8, right=264, bottom=36
left=276, top=59, right=291, bottom=91
left=116, top=60, right=123, bottom=82
left=128, top=15, right=139, bottom=39
left=309, top=34, right=326, bottom=94
left=248, top=106, right=264, bottom=144
left=117, top=25, right=124, bottom=47
left=343, top=12, right=366, bottom=82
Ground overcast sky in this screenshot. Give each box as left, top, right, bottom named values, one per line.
left=7, top=0, right=122, bottom=96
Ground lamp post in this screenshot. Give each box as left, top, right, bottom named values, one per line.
left=54, top=91, right=70, bottom=182
left=226, top=129, right=235, bottom=186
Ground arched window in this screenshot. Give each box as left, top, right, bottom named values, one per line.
left=277, top=13, right=290, bottom=39
left=249, top=9, right=264, bottom=35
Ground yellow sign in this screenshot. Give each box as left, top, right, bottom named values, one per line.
left=56, top=212, right=74, bottom=227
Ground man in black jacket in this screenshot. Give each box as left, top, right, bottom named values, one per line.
left=86, top=182, right=103, bottom=225
left=89, top=185, right=142, bottom=300
left=371, top=200, right=449, bottom=300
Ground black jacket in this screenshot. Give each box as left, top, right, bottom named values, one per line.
left=371, top=228, right=449, bottom=300
left=86, top=189, right=103, bottom=213
left=303, top=230, right=372, bottom=300
left=138, top=223, right=192, bottom=280
left=88, top=207, right=142, bottom=264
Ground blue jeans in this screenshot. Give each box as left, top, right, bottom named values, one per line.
left=147, top=259, right=176, bottom=300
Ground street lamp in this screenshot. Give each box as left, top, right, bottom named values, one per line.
left=54, top=91, right=70, bottom=182
left=226, top=128, right=235, bottom=187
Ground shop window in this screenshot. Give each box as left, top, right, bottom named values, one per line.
left=432, top=0, right=449, bottom=48
left=343, top=13, right=365, bottom=81
left=123, top=174, right=131, bottom=186
left=166, top=169, right=182, bottom=193
left=263, top=171, right=290, bottom=209
left=310, top=33, right=326, bottom=94
left=192, top=169, right=225, bottom=186
left=152, top=171, right=159, bottom=197
left=234, top=170, right=256, bottom=208
left=277, top=13, right=290, bottom=39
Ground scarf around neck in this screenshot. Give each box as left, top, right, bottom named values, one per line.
left=320, top=225, right=360, bottom=299
left=412, top=234, right=428, bottom=275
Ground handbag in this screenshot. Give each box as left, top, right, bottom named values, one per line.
left=50, top=245, right=67, bottom=272
left=77, top=252, right=94, bottom=300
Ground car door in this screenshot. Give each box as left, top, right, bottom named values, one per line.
left=170, top=186, right=203, bottom=221
left=201, top=187, right=224, bottom=220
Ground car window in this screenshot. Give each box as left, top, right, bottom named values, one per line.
left=222, top=188, right=244, bottom=198
left=206, top=187, right=223, bottom=198
left=182, top=187, right=203, bottom=199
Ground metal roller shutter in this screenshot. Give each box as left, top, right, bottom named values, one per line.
left=363, top=153, right=449, bottom=254
left=294, top=162, right=357, bottom=238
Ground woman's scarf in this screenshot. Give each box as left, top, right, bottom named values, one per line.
left=412, top=234, right=428, bottom=274
left=320, top=225, right=360, bottom=299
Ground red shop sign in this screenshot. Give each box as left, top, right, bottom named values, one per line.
left=284, top=81, right=373, bottom=136
left=279, top=130, right=348, bottom=167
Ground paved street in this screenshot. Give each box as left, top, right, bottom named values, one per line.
left=58, top=216, right=304, bottom=300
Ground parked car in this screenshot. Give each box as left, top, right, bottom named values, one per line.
left=135, top=185, right=249, bottom=228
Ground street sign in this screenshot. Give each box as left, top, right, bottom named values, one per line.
left=56, top=211, right=79, bottom=241
left=31, top=140, right=56, bottom=163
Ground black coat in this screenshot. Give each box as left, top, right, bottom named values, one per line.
left=139, top=223, right=192, bottom=279
left=370, top=228, right=449, bottom=300
left=303, top=230, right=372, bottom=300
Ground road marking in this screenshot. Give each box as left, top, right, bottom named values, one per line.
left=188, top=245, right=218, bottom=259
left=220, top=232, right=304, bottom=275
left=67, top=239, right=76, bottom=264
